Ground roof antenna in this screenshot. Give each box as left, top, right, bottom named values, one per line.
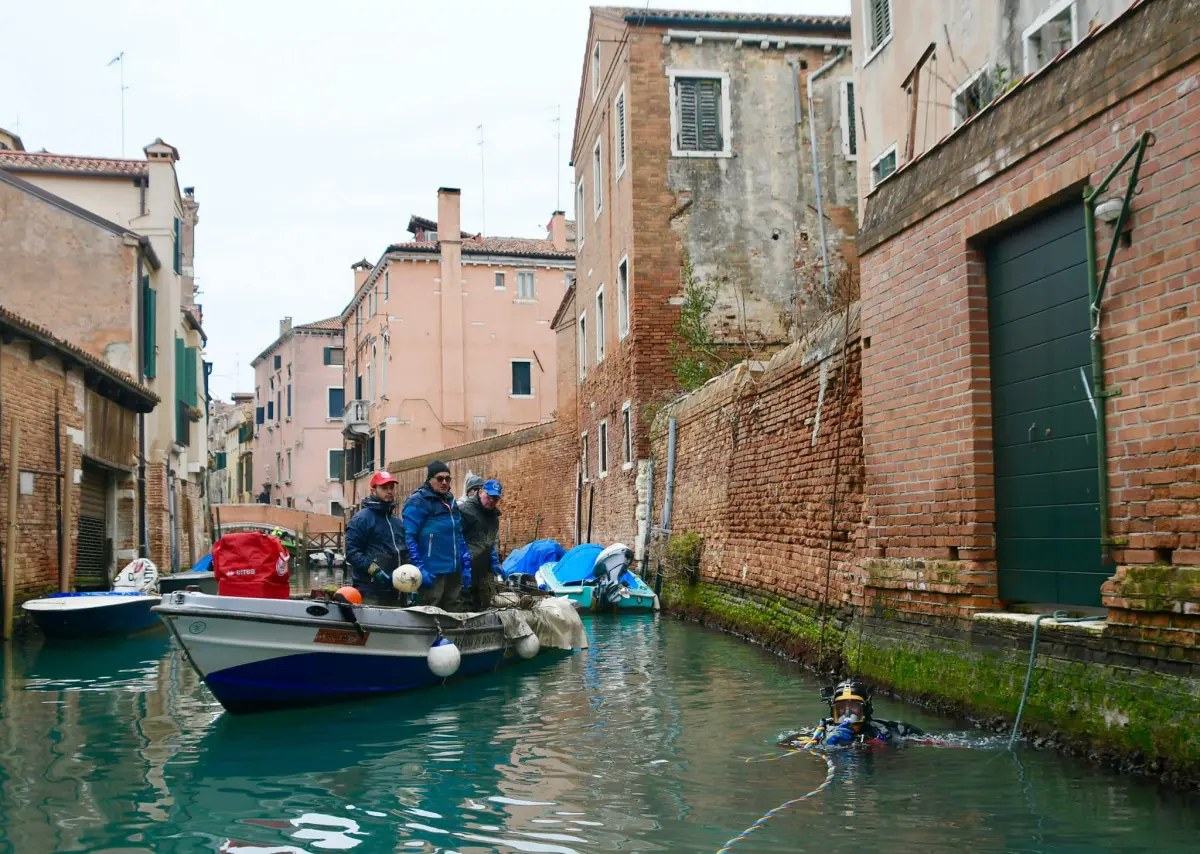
left=477, top=124, right=486, bottom=237
left=106, top=52, right=128, bottom=156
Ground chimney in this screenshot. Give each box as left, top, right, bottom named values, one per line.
left=438, top=187, right=462, bottom=243
left=351, top=259, right=373, bottom=293
left=280, top=317, right=293, bottom=336
left=547, top=210, right=567, bottom=252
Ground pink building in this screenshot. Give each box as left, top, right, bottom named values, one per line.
left=251, top=317, right=346, bottom=516
left=341, top=188, right=575, bottom=505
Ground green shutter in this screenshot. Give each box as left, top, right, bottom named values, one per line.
left=142, top=277, right=157, bottom=379
left=186, top=347, right=199, bottom=405
left=174, top=218, right=182, bottom=274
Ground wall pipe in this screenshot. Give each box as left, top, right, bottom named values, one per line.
left=805, top=49, right=846, bottom=308
left=661, top=418, right=677, bottom=531
left=640, top=459, right=655, bottom=578
left=1082, top=130, right=1153, bottom=554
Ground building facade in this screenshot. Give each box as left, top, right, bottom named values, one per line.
left=341, top=188, right=575, bottom=507
left=565, top=7, right=858, bottom=552
left=0, top=307, right=158, bottom=599
left=849, top=0, right=1136, bottom=208
left=251, top=318, right=345, bottom=516
left=207, top=394, right=254, bottom=506
left=0, top=139, right=209, bottom=571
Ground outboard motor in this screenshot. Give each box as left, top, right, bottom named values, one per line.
left=506, top=573, right=540, bottom=594
left=593, top=543, right=634, bottom=609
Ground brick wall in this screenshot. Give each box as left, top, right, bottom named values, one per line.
left=650, top=308, right=864, bottom=615
left=857, top=0, right=1199, bottom=628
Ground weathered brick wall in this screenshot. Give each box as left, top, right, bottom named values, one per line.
left=0, top=339, right=85, bottom=601
left=650, top=308, right=865, bottom=616
left=857, top=0, right=1200, bottom=625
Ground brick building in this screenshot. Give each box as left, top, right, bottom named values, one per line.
left=0, top=139, right=209, bottom=571
left=0, top=308, right=158, bottom=601
left=564, top=7, right=858, bottom=554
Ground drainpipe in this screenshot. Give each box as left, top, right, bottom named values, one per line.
left=804, top=49, right=846, bottom=308
left=661, top=418, right=677, bottom=531
left=640, top=459, right=655, bottom=577
left=135, top=253, right=148, bottom=558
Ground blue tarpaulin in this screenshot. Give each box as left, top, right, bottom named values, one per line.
left=501, top=539, right=565, bottom=579
left=188, top=554, right=213, bottom=573
left=552, top=544, right=605, bottom=585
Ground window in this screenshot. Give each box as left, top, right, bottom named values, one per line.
left=323, top=346, right=344, bottom=366
left=276, top=391, right=281, bottom=422
left=355, top=373, right=362, bottom=400
left=286, top=384, right=292, bottom=418
left=365, top=363, right=373, bottom=404
left=576, top=182, right=586, bottom=247
left=379, top=426, right=386, bottom=469
left=287, top=362, right=292, bottom=380
left=592, top=136, right=603, bottom=218
left=670, top=72, right=729, bottom=157
left=952, top=68, right=996, bottom=128
left=256, top=406, right=265, bottom=425
left=615, top=86, right=627, bottom=178
left=863, top=0, right=893, bottom=60
left=329, top=449, right=345, bottom=481
left=622, top=402, right=633, bottom=466
left=381, top=335, right=388, bottom=398
left=287, top=497, right=295, bottom=509
left=592, top=42, right=600, bottom=98
left=595, top=285, right=606, bottom=363
left=578, top=311, right=588, bottom=378
left=1023, top=0, right=1077, bottom=73
left=839, top=79, right=857, bottom=158
left=286, top=449, right=292, bottom=482
left=328, top=387, right=344, bottom=418
left=617, top=257, right=630, bottom=340
left=511, top=360, right=533, bottom=397
left=331, top=500, right=344, bottom=517
left=273, top=355, right=281, bottom=371
left=581, top=433, right=589, bottom=480
left=495, top=271, right=506, bottom=289
left=275, top=452, right=281, bottom=484
left=142, top=276, right=156, bottom=378
left=518, top=271, right=536, bottom=299
left=355, top=310, right=362, bottom=338
left=267, top=400, right=274, bottom=421
left=598, top=420, right=608, bottom=476
left=383, top=269, right=389, bottom=301
left=870, top=145, right=898, bottom=188
left=173, top=217, right=182, bottom=274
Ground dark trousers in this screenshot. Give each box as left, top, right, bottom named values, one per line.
left=415, top=572, right=464, bottom=611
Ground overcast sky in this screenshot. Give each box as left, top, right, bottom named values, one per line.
left=1, top=0, right=850, bottom=400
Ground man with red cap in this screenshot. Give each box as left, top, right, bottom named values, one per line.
left=345, top=470, right=409, bottom=605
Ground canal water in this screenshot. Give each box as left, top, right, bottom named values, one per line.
left=1, top=615, right=1196, bottom=853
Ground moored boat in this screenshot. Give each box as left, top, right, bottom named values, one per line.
left=154, top=591, right=588, bottom=714
left=534, top=543, right=660, bottom=613
left=22, top=558, right=162, bottom=638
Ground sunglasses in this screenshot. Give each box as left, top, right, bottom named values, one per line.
left=433, top=475, right=451, bottom=483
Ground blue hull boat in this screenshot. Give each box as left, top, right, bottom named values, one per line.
left=534, top=543, right=660, bottom=613
left=22, top=592, right=163, bottom=638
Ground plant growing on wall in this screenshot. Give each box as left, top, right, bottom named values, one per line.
left=671, top=253, right=730, bottom=392
left=665, top=530, right=703, bottom=585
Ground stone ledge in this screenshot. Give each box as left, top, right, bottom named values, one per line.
left=973, top=611, right=1107, bottom=635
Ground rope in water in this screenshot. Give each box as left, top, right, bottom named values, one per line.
left=715, top=728, right=834, bottom=854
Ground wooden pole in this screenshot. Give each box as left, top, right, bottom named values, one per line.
left=60, top=432, right=74, bottom=593
left=4, top=419, right=21, bottom=639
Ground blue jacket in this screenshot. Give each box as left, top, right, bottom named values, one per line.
left=402, top=485, right=473, bottom=580
left=345, top=496, right=408, bottom=594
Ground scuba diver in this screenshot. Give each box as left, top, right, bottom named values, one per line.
left=345, top=470, right=410, bottom=605
left=782, top=679, right=924, bottom=749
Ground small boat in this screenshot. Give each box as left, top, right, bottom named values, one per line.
left=535, top=543, right=660, bottom=613
left=159, top=553, right=218, bottom=595
left=22, top=559, right=162, bottom=638
left=154, top=591, right=588, bottom=714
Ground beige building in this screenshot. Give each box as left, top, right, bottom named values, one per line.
left=207, top=394, right=254, bottom=505
left=0, top=138, right=208, bottom=570
left=850, top=0, right=1135, bottom=208
left=341, top=188, right=575, bottom=506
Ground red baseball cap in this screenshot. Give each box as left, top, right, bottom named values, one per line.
left=370, top=470, right=398, bottom=488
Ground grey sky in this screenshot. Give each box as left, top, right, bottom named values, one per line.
left=1, top=0, right=850, bottom=400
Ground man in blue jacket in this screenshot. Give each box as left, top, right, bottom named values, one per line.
left=345, top=470, right=409, bottom=605
left=402, top=460, right=472, bottom=610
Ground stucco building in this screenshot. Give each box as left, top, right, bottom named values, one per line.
left=207, top=393, right=254, bottom=506
left=563, top=7, right=858, bottom=553
left=251, top=318, right=345, bottom=516
left=0, top=141, right=207, bottom=572
left=341, top=187, right=575, bottom=506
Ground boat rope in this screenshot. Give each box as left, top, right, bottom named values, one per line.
left=716, top=727, right=833, bottom=854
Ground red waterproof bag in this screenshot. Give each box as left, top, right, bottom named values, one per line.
left=213, top=532, right=291, bottom=599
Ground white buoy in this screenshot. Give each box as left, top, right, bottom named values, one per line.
left=514, top=633, right=540, bottom=660
left=392, top=564, right=423, bottom=593
left=427, top=636, right=461, bottom=678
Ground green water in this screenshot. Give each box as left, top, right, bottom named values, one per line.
left=1, top=616, right=1196, bottom=853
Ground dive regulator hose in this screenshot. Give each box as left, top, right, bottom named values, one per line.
left=716, top=727, right=835, bottom=853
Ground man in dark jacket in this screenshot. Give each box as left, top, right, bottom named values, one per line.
left=459, top=479, right=503, bottom=609
left=345, top=470, right=409, bottom=605
left=402, top=460, right=472, bottom=610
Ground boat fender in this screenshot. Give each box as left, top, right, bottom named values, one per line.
left=514, top=633, right=540, bottom=660
left=428, top=635, right=461, bottom=678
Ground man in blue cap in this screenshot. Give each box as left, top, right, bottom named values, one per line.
left=459, top=478, right=504, bottom=609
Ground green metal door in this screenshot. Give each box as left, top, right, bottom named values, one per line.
left=986, top=202, right=1104, bottom=607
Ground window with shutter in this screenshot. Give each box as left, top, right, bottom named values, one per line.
left=867, top=0, right=892, bottom=52
left=173, top=218, right=182, bottom=274
left=616, top=88, right=627, bottom=175
left=142, top=277, right=156, bottom=378
left=673, top=75, right=725, bottom=154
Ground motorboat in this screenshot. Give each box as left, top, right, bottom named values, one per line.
left=154, top=591, right=588, bottom=714
left=159, top=552, right=218, bottom=595
left=22, top=559, right=162, bottom=638
left=534, top=543, right=660, bottom=613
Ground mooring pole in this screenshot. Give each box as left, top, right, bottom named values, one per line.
left=4, top=419, right=21, bottom=640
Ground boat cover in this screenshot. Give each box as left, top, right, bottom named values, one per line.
left=188, top=554, right=213, bottom=573
left=400, top=600, right=587, bottom=650
left=551, top=543, right=635, bottom=587
left=501, top=539, right=565, bottom=579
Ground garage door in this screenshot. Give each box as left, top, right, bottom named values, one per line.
left=76, top=462, right=111, bottom=590
left=986, top=202, right=1104, bottom=607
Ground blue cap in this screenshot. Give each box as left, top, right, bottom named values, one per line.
left=482, top=479, right=503, bottom=498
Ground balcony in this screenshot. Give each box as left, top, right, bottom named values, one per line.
left=342, top=400, right=370, bottom=436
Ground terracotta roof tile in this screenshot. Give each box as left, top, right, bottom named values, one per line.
left=295, top=316, right=344, bottom=331
left=613, top=6, right=850, bottom=28
left=0, top=150, right=148, bottom=176
left=387, top=236, right=573, bottom=260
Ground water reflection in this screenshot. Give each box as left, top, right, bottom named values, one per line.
left=0, top=616, right=1197, bottom=853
